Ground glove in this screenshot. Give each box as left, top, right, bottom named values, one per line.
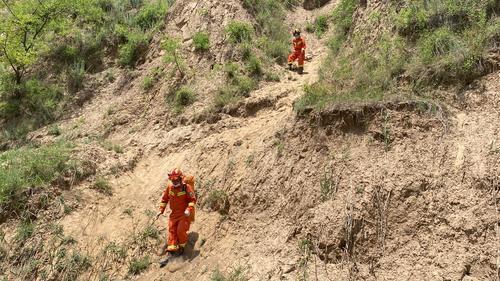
left=184, top=209, right=190, bottom=217
left=156, top=211, right=162, bottom=220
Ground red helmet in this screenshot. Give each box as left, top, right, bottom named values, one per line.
left=168, top=168, right=183, bottom=180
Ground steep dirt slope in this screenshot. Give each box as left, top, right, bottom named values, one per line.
left=1, top=1, right=498, bottom=281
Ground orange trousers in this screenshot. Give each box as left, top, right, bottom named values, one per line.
left=167, top=216, right=190, bottom=252
left=288, top=50, right=305, bottom=67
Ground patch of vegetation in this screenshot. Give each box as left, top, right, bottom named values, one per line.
left=118, top=31, right=150, bottom=68
left=193, top=32, right=211, bottom=51
left=298, top=0, right=499, bottom=114
left=134, top=0, right=168, bottom=30
left=204, top=189, right=230, bottom=215
left=102, top=141, right=124, bottom=154
left=320, top=171, right=335, bottom=201
left=162, top=37, right=185, bottom=76
left=104, top=242, right=127, bottom=260
left=141, top=225, right=159, bottom=240
left=0, top=142, right=74, bottom=215
left=226, top=21, right=253, bottom=44
left=54, top=251, right=92, bottom=281
left=211, top=267, right=248, bottom=281
left=15, top=221, right=35, bottom=243
left=170, top=86, right=196, bottom=113
left=128, top=256, right=150, bottom=275
left=308, top=15, right=330, bottom=38
left=91, top=177, right=112, bottom=196
left=142, top=76, right=155, bottom=91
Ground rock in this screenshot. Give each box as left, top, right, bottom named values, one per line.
left=282, top=264, right=296, bottom=274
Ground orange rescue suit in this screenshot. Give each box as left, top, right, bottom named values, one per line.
left=158, top=182, right=196, bottom=252
left=288, top=37, right=306, bottom=67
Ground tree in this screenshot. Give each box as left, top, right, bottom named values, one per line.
left=161, top=37, right=185, bottom=77
left=0, top=0, right=84, bottom=96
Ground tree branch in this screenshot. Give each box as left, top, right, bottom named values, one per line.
left=1, top=0, right=20, bottom=21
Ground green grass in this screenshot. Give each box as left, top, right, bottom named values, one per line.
left=210, top=267, right=248, bottom=281
left=171, top=86, right=196, bottom=112
left=193, top=32, right=211, bottom=51
left=91, top=177, right=112, bottom=195
left=0, top=142, right=74, bottom=213
left=128, top=256, right=150, bottom=275
left=297, top=0, right=498, bottom=114
left=142, top=76, right=154, bottom=91
left=134, top=0, right=168, bottom=30
left=54, top=251, right=92, bottom=281
left=313, top=15, right=330, bottom=38
left=225, top=21, right=253, bottom=43
left=102, top=141, right=124, bottom=154
left=118, top=31, right=149, bottom=68
left=15, top=221, right=35, bottom=243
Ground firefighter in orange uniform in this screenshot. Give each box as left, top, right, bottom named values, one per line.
left=156, top=168, right=196, bottom=262
left=288, top=29, right=306, bottom=74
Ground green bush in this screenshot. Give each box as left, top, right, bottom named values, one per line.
left=226, top=21, right=253, bottom=43
left=92, top=177, right=112, bottom=195
left=193, top=32, right=210, bottom=51
left=19, top=79, right=64, bottom=125
left=118, top=31, right=149, bottom=67
left=128, top=256, right=150, bottom=275
left=134, top=1, right=167, bottom=30
left=246, top=55, right=263, bottom=76
left=142, top=76, right=154, bottom=91
left=0, top=142, right=73, bottom=213
left=172, top=86, right=195, bottom=112
left=314, top=15, right=329, bottom=37
left=67, top=61, right=86, bottom=93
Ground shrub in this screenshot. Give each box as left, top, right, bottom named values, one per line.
left=67, top=61, right=86, bottom=93
left=204, top=189, right=230, bottom=215
left=134, top=1, right=167, bottom=30
left=226, top=21, right=253, bottom=43
left=142, top=76, right=154, bottom=91
left=118, top=31, right=149, bottom=67
left=21, top=79, right=63, bottom=124
left=193, top=32, right=210, bottom=51
left=246, top=55, right=263, bottom=76
left=314, top=15, right=329, bottom=37
left=92, top=177, right=112, bottom=195
left=171, top=86, right=195, bottom=112
left=128, top=256, right=150, bottom=275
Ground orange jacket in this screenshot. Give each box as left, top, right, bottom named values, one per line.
left=292, top=37, right=306, bottom=52
left=159, top=182, right=196, bottom=219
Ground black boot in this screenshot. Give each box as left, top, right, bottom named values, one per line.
left=297, top=66, right=304, bottom=74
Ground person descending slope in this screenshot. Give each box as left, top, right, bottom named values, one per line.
left=156, top=168, right=196, bottom=266
left=288, top=28, right=306, bottom=74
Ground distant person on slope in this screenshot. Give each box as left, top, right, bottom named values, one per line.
left=288, top=28, right=306, bottom=74
left=156, top=168, right=196, bottom=265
